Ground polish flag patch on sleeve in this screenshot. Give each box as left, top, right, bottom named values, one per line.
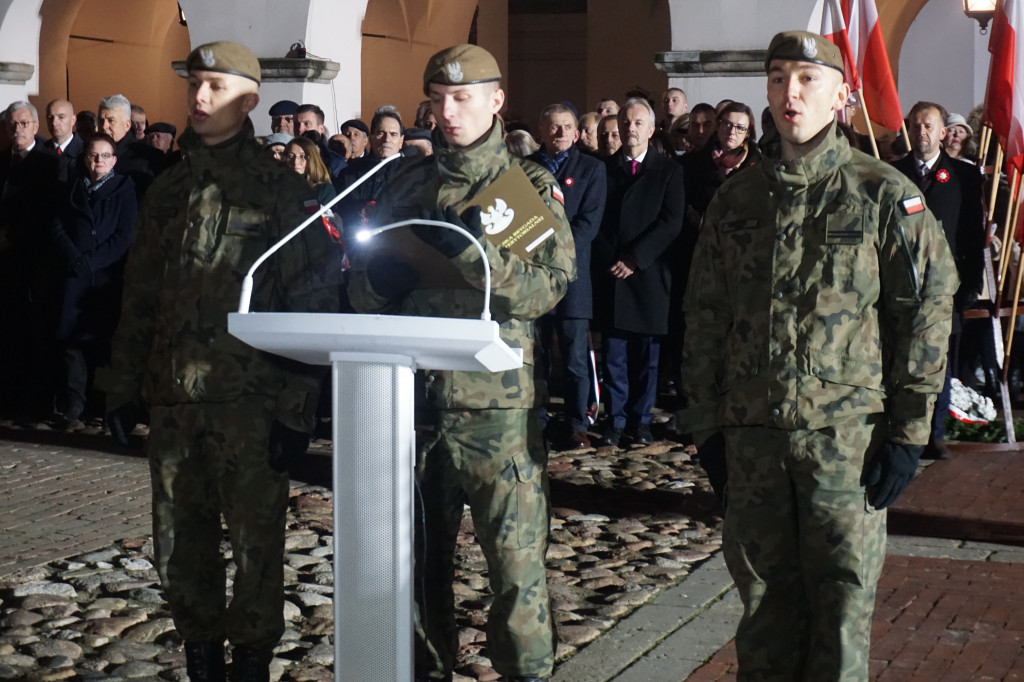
left=303, top=199, right=320, bottom=214
left=899, top=196, right=925, bottom=216
left=551, top=186, right=564, bottom=206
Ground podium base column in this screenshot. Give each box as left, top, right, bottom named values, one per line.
left=330, top=354, right=415, bottom=682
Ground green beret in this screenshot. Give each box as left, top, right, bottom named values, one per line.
left=765, top=31, right=844, bottom=76
left=423, top=44, right=501, bottom=94
left=185, top=41, right=261, bottom=85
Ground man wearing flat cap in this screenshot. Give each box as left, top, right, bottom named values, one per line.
left=268, top=99, right=297, bottom=136
left=348, top=43, right=574, bottom=682
left=101, top=40, right=339, bottom=682
left=679, top=30, right=957, bottom=680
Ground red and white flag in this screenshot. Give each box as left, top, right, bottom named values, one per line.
left=984, top=0, right=1024, bottom=173
left=820, top=0, right=860, bottom=92
left=816, top=0, right=903, bottom=132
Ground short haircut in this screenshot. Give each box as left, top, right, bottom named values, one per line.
left=98, top=94, right=131, bottom=120
left=619, top=97, right=656, bottom=127
left=690, top=102, right=716, bottom=119
left=295, top=104, right=326, bottom=124
left=664, top=87, right=686, bottom=98
left=505, top=129, right=539, bottom=157
left=597, top=97, right=617, bottom=105
left=579, top=112, right=601, bottom=130
left=718, top=101, right=757, bottom=141
left=598, top=115, right=618, bottom=129
left=6, top=100, right=37, bottom=121
left=539, top=103, right=578, bottom=128
left=909, top=101, right=949, bottom=124
left=130, top=104, right=145, bottom=116
left=371, top=110, right=404, bottom=135
left=84, top=132, right=117, bottom=151
left=287, top=136, right=331, bottom=185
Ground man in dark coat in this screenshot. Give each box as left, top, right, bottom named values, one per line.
left=893, top=100, right=985, bottom=459
left=45, top=99, right=83, bottom=182
left=592, top=97, right=686, bottom=447
left=0, top=101, right=61, bottom=421
left=528, top=103, right=607, bottom=449
left=98, top=94, right=166, bottom=196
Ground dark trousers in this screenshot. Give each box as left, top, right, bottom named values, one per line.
left=931, top=332, right=958, bottom=442
left=603, top=330, right=660, bottom=430
left=539, top=316, right=591, bottom=432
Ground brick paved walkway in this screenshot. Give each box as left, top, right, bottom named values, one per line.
left=687, top=443, right=1024, bottom=681
left=0, top=439, right=151, bottom=576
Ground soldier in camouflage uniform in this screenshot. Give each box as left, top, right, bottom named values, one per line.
left=347, top=45, right=575, bottom=682
left=678, top=32, right=958, bottom=681
left=98, top=42, right=339, bottom=682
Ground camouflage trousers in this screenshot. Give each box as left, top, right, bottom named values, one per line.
left=415, top=408, right=555, bottom=680
left=722, top=414, right=887, bottom=682
left=147, top=398, right=288, bottom=648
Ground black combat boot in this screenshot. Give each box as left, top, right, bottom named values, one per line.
left=229, top=644, right=274, bottom=682
left=184, top=641, right=226, bottom=682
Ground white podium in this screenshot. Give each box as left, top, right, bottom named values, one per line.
left=228, top=312, right=522, bottom=682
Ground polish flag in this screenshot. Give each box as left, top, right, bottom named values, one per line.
left=984, top=0, right=1024, bottom=172
left=837, top=0, right=904, bottom=132
left=820, top=0, right=861, bottom=92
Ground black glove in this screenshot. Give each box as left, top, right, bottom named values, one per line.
left=366, top=255, right=420, bottom=299
left=861, top=441, right=923, bottom=510
left=106, top=402, right=141, bottom=447
left=412, top=205, right=483, bottom=258
left=697, top=432, right=728, bottom=505
left=69, top=255, right=91, bottom=277
left=268, top=421, right=311, bottom=473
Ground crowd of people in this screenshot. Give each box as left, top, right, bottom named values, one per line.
left=0, top=29, right=984, bottom=682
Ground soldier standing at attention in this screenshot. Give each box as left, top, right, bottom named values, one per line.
left=100, top=42, right=339, bottom=682
left=347, top=45, right=575, bottom=682
left=679, top=31, right=958, bottom=681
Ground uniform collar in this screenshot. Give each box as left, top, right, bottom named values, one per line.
left=762, top=120, right=851, bottom=189
left=179, top=118, right=258, bottom=172
left=434, top=118, right=508, bottom=181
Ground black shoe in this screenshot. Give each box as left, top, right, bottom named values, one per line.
left=601, top=426, right=624, bottom=447
left=632, top=423, right=653, bottom=445
left=921, top=438, right=951, bottom=460
left=229, top=645, right=273, bottom=682
left=185, top=641, right=226, bottom=682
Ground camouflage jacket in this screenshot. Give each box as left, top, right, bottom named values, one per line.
left=99, top=120, right=341, bottom=432
left=347, top=119, right=576, bottom=410
left=679, top=122, right=958, bottom=445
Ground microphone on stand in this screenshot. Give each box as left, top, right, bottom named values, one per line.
left=237, top=146, right=424, bottom=314
left=354, top=219, right=493, bottom=322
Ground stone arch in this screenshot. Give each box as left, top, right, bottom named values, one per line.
left=36, top=0, right=189, bottom=132
left=360, top=0, right=503, bottom=123
left=877, top=0, right=930, bottom=83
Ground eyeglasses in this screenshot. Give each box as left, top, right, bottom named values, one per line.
left=720, top=122, right=749, bottom=134
left=10, top=120, right=35, bottom=129
left=285, top=153, right=307, bottom=162
left=85, top=153, right=114, bottom=161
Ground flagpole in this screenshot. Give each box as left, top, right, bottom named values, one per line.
left=997, top=165, right=1019, bottom=301
left=989, top=142, right=1005, bottom=226
left=1004, top=234, right=1024, bottom=381
left=857, top=88, right=880, bottom=159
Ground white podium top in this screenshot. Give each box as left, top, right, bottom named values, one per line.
left=227, top=312, right=523, bottom=372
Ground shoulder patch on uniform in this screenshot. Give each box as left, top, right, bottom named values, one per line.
left=899, top=196, right=925, bottom=216
left=551, top=186, right=564, bottom=205
left=303, top=199, right=320, bottom=214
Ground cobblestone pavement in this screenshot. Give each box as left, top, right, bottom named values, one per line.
left=0, top=418, right=724, bottom=681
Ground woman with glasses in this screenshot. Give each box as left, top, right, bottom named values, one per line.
left=47, top=133, right=137, bottom=430
left=682, top=101, right=761, bottom=223
left=284, top=136, right=336, bottom=206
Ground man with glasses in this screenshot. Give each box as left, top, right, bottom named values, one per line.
left=0, top=101, right=60, bottom=423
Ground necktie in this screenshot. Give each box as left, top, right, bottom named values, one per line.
left=56, top=146, right=62, bottom=157
left=918, top=163, right=932, bottom=191
left=630, top=159, right=639, bottom=176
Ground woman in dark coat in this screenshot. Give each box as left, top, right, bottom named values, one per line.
left=48, top=132, right=137, bottom=428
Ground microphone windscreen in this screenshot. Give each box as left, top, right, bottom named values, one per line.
left=400, top=145, right=424, bottom=159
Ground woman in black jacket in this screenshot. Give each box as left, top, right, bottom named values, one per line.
left=48, top=133, right=137, bottom=429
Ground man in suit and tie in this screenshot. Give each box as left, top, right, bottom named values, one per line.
left=893, top=100, right=985, bottom=459
left=528, top=103, right=607, bottom=449
left=592, top=97, right=686, bottom=447
left=0, top=101, right=60, bottom=421
left=45, top=99, right=83, bottom=182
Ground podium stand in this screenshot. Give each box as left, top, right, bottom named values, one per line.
left=228, top=312, right=522, bottom=682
